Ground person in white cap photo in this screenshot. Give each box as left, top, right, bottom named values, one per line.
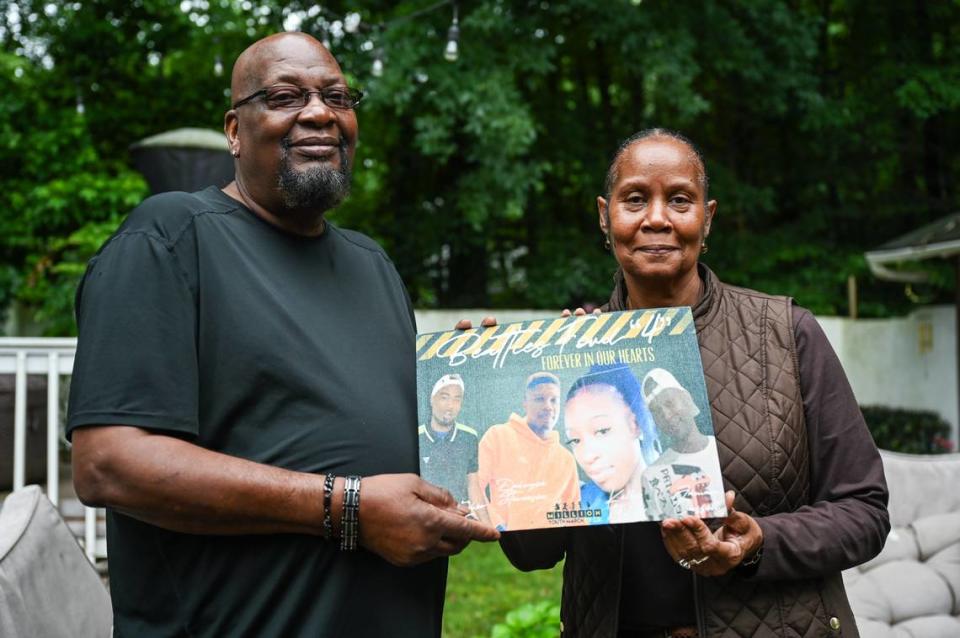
left=640, top=368, right=725, bottom=520
left=418, top=374, right=488, bottom=523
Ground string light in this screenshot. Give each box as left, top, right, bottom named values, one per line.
left=319, top=23, right=332, bottom=50
left=75, top=82, right=85, bottom=116
left=245, top=1, right=461, bottom=79
left=444, top=3, right=459, bottom=62
left=213, top=53, right=223, bottom=77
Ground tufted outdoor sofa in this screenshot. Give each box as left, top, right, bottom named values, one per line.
left=842, top=450, right=960, bottom=637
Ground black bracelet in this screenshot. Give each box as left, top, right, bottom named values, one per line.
left=322, top=474, right=336, bottom=540
left=340, top=475, right=361, bottom=551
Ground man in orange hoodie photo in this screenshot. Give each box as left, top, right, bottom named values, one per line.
left=477, top=372, right=581, bottom=530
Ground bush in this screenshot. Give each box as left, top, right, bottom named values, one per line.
left=490, top=601, right=561, bottom=638
left=860, top=405, right=954, bottom=454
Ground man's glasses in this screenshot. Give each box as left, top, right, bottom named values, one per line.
left=232, top=85, right=364, bottom=111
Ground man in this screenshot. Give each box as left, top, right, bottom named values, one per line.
left=477, top=372, right=581, bottom=530
left=67, top=33, right=496, bottom=638
left=418, top=374, right=485, bottom=517
left=639, top=367, right=725, bottom=519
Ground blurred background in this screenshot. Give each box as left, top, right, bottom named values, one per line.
left=2, top=0, right=959, bottom=335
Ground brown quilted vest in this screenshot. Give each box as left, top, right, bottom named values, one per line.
left=694, top=267, right=850, bottom=638
left=560, top=265, right=854, bottom=637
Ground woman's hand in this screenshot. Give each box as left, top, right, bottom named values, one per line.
left=456, top=308, right=600, bottom=330
left=659, top=490, right=763, bottom=577
left=454, top=316, right=497, bottom=330
left=561, top=307, right=603, bottom=317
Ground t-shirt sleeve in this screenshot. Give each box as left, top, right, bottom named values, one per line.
left=467, top=435, right=479, bottom=474
left=477, top=429, right=495, bottom=490
left=66, top=231, right=199, bottom=438
left=751, top=306, right=890, bottom=580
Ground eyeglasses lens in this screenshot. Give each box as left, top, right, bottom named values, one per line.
left=263, top=87, right=360, bottom=110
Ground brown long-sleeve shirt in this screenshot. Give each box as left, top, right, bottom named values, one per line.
left=617, top=306, right=889, bottom=630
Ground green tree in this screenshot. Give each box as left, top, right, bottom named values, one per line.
left=2, top=0, right=959, bottom=335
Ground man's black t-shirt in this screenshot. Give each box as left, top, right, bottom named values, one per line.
left=67, top=187, right=445, bottom=638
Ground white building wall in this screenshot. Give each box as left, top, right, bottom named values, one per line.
left=816, top=306, right=957, bottom=443
left=415, top=306, right=960, bottom=444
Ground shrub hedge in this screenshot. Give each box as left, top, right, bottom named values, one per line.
left=860, top=405, right=954, bottom=454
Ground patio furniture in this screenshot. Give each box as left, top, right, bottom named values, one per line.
left=842, top=450, right=960, bottom=637
left=0, top=485, right=111, bottom=637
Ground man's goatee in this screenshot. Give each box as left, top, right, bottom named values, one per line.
left=277, top=137, right=352, bottom=211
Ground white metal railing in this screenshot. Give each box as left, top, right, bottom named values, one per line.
left=0, top=337, right=103, bottom=563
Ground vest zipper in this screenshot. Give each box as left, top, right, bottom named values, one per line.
left=692, top=573, right=707, bottom=637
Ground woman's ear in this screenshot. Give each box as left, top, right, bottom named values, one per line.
left=597, top=196, right=609, bottom=235
left=704, top=199, right=717, bottom=238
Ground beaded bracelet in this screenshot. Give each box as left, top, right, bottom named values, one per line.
left=322, top=474, right=336, bottom=540
left=340, top=475, right=361, bottom=551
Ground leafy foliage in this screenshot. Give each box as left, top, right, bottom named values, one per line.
left=2, top=0, right=960, bottom=334
left=444, top=540, right=561, bottom=638
left=490, top=601, right=561, bottom=638
left=860, top=405, right=954, bottom=454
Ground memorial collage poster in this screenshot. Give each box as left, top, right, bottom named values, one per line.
left=416, top=309, right=727, bottom=532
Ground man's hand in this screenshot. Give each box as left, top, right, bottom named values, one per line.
left=659, top=491, right=763, bottom=577
left=358, top=474, right=500, bottom=567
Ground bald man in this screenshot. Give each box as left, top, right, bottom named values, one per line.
left=67, top=33, right=497, bottom=638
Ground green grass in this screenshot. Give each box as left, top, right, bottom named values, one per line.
left=442, top=541, right=563, bottom=638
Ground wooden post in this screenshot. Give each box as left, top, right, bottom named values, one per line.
left=847, top=275, right=858, bottom=320
left=955, top=257, right=960, bottom=445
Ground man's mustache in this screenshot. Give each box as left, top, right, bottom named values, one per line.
left=280, top=134, right=349, bottom=155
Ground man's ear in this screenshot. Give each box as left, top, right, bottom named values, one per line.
left=597, top=196, right=609, bottom=235
left=224, top=110, right=240, bottom=156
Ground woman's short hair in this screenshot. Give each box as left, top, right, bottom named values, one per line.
left=567, top=364, right=661, bottom=463
left=603, top=128, right=709, bottom=201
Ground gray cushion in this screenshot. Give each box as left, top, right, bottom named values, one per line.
left=0, top=485, right=111, bottom=637
left=843, top=451, right=960, bottom=636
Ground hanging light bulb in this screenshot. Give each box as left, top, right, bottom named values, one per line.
left=214, top=54, right=223, bottom=77
left=444, top=4, right=460, bottom=62
left=74, top=80, right=85, bottom=115
left=319, top=23, right=332, bottom=50
left=371, top=50, right=384, bottom=77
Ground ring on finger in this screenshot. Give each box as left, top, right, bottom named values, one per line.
left=678, top=556, right=709, bottom=569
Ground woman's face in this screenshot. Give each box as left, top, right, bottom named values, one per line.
left=597, top=137, right=716, bottom=286
left=564, top=385, right=641, bottom=493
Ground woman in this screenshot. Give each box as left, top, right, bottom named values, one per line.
left=564, top=365, right=660, bottom=523
left=500, top=129, right=889, bottom=637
